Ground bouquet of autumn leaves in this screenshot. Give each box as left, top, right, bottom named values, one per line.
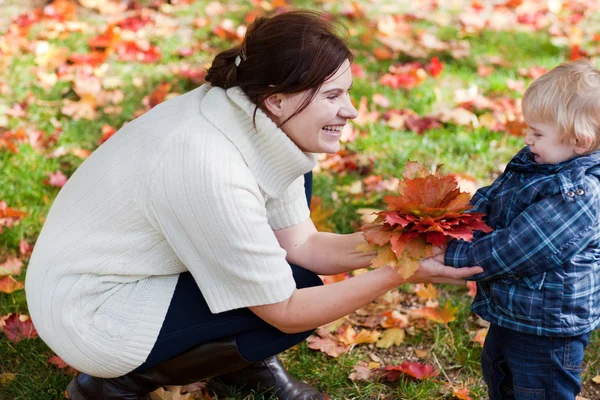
left=359, top=161, right=492, bottom=279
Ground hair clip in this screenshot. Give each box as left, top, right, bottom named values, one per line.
left=235, top=50, right=247, bottom=67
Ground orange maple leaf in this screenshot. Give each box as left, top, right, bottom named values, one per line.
left=0, top=276, right=24, bottom=294
left=453, top=387, right=473, bottom=400
left=414, top=302, right=458, bottom=325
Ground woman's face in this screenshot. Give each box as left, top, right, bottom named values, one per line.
left=271, top=59, right=358, bottom=154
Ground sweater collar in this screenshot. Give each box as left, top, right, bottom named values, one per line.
left=199, top=85, right=318, bottom=198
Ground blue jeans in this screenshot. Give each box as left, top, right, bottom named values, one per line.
left=482, top=324, right=591, bottom=400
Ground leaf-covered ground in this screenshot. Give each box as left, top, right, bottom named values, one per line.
left=1, top=0, right=600, bottom=399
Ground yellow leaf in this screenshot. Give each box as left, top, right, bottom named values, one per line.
left=395, top=253, right=422, bottom=280
left=322, top=317, right=346, bottom=333
left=310, top=197, right=335, bottom=232
left=416, top=283, right=437, bottom=300
left=371, top=246, right=397, bottom=269
left=592, top=375, right=600, bottom=384
left=471, top=328, right=488, bottom=347
left=355, top=329, right=381, bottom=345
left=0, top=373, right=16, bottom=386
left=338, top=326, right=380, bottom=346
left=376, top=328, right=405, bottom=348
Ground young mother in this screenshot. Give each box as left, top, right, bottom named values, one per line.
left=25, top=10, right=482, bottom=400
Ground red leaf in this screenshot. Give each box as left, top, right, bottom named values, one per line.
left=115, top=15, right=153, bottom=32
left=385, top=361, right=439, bottom=381
left=467, top=281, right=477, bottom=297
left=147, top=82, right=172, bottom=109
left=2, top=314, right=38, bottom=343
left=19, top=239, right=32, bottom=257
left=0, top=256, right=23, bottom=276
left=404, top=115, right=441, bottom=134
left=116, top=41, right=161, bottom=63
left=68, top=52, right=108, bottom=67
left=45, top=170, right=67, bottom=188
left=0, top=201, right=27, bottom=233
left=99, top=124, right=116, bottom=144
left=48, top=355, right=78, bottom=375
left=426, top=56, right=444, bottom=77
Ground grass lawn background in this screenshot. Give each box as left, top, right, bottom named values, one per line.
left=1, top=0, right=599, bottom=399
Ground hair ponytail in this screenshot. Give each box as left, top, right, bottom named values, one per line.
left=205, top=47, right=241, bottom=89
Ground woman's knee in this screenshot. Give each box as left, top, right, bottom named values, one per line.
left=289, top=264, right=323, bottom=289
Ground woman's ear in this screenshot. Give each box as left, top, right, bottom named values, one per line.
left=574, top=135, right=594, bottom=154
left=263, top=93, right=285, bottom=117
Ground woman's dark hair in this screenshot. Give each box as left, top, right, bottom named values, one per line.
left=205, top=10, right=353, bottom=127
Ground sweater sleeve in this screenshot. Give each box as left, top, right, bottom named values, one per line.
left=265, top=175, right=310, bottom=230
left=445, top=182, right=600, bottom=281
left=143, top=133, right=297, bottom=314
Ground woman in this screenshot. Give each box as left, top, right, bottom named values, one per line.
left=24, top=10, right=482, bottom=400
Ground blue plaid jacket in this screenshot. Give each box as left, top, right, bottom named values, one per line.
left=446, top=147, right=600, bottom=336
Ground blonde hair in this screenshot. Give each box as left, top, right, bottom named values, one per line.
left=522, top=59, right=600, bottom=153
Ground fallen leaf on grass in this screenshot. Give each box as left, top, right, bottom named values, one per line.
left=415, top=283, right=437, bottom=300
left=376, top=327, right=405, bottom=348
left=453, top=387, right=473, bottom=399
left=385, top=361, right=439, bottom=381
left=307, top=328, right=348, bottom=358
left=45, top=170, right=68, bottom=188
left=349, top=361, right=381, bottom=381
left=0, top=256, right=23, bottom=276
left=338, top=325, right=380, bottom=346
left=413, top=302, right=458, bottom=325
left=592, top=375, right=600, bottom=384
left=380, top=310, right=409, bottom=329
left=0, top=373, right=16, bottom=385
left=0, top=276, right=24, bottom=294
left=2, top=314, right=38, bottom=343
left=48, top=355, right=78, bottom=375
left=470, top=328, right=488, bottom=347
left=0, top=201, right=27, bottom=233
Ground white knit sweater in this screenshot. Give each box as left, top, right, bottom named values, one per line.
left=24, top=84, right=318, bottom=378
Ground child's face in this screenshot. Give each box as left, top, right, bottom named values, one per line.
left=524, top=122, right=581, bottom=164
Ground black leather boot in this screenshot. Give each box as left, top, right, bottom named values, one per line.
left=67, top=336, right=252, bottom=400
left=208, top=355, right=327, bottom=400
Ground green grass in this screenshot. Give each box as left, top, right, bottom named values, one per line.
left=1, top=0, right=600, bottom=399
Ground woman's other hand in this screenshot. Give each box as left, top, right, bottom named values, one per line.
left=406, top=257, right=482, bottom=285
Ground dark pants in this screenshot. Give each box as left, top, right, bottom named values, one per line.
left=136, top=172, right=321, bottom=371
left=482, top=324, right=591, bottom=400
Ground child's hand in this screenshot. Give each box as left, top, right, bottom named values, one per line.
left=433, top=252, right=445, bottom=264
left=431, top=244, right=447, bottom=264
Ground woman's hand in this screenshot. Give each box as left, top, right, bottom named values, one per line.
left=406, top=257, right=482, bottom=285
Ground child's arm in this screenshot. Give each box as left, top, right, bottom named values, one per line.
left=444, top=181, right=600, bottom=281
